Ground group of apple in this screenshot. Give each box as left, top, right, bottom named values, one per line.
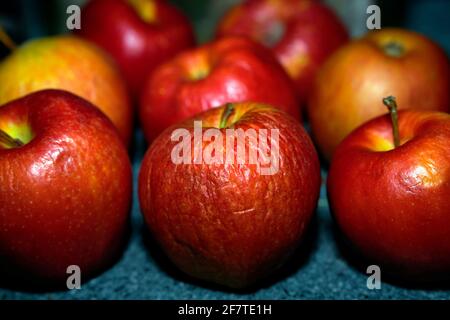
left=0, top=0, right=448, bottom=289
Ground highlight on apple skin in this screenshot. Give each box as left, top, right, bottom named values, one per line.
left=327, top=108, right=450, bottom=281
left=0, top=35, right=133, bottom=146
left=139, top=36, right=300, bottom=142
left=138, top=102, right=321, bottom=288
left=0, top=90, right=132, bottom=283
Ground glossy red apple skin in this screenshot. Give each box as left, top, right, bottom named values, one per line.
left=78, top=0, right=195, bottom=97
left=328, top=110, right=450, bottom=280
left=139, top=36, right=300, bottom=142
left=139, top=102, right=320, bottom=288
left=217, top=0, right=348, bottom=103
left=0, top=90, right=132, bottom=282
left=309, top=28, right=450, bottom=160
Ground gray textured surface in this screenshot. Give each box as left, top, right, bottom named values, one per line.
left=1, top=130, right=449, bottom=300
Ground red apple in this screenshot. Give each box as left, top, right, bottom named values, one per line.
left=78, top=0, right=195, bottom=97
left=0, top=90, right=132, bottom=282
left=139, top=36, right=300, bottom=142
left=217, top=0, right=348, bottom=103
left=328, top=97, right=450, bottom=280
left=139, top=102, right=320, bottom=288
left=0, top=35, right=133, bottom=145
left=308, top=28, right=450, bottom=160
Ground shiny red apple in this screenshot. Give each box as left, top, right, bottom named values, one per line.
left=139, top=102, right=320, bottom=288
left=78, top=0, right=195, bottom=96
left=0, top=90, right=132, bottom=282
left=328, top=97, right=450, bottom=280
left=217, top=0, right=348, bottom=103
left=139, top=36, right=300, bottom=142
left=309, top=28, right=450, bottom=160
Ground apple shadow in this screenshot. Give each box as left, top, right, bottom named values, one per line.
left=141, top=211, right=319, bottom=294
left=331, top=218, right=450, bottom=291
left=0, top=217, right=133, bottom=294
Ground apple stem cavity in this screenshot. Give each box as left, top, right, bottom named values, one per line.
left=0, top=25, right=16, bottom=51
left=383, top=41, right=404, bottom=58
left=383, top=96, right=400, bottom=148
left=219, top=103, right=235, bottom=129
left=0, top=129, right=24, bottom=148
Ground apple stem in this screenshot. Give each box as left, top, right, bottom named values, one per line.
left=383, top=96, right=400, bottom=148
left=219, top=103, right=235, bottom=129
left=0, top=129, right=24, bottom=148
left=0, top=25, right=16, bottom=51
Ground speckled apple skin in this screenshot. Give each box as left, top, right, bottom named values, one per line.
left=139, top=102, right=320, bottom=288
left=0, top=90, right=132, bottom=282
left=0, top=36, right=133, bottom=145
left=328, top=110, right=450, bottom=280
left=217, top=0, right=349, bottom=104
left=139, top=37, right=300, bottom=142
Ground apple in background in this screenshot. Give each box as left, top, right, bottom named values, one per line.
left=139, top=102, right=320, bottom=288
left=78, top=0, right=195, bottom=97
left=0, top=90, right=132, bottom=282
left=139, top=36, right=300, bottom=142
left=328, top=97, right=450, bottom=280
left=308, top=28, right=450, bottom=160
left=216, top=0, right=348, bottom=103
left=0, top=35, right=133, bottom=145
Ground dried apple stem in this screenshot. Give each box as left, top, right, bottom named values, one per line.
left=219, top=103, right=235, bottom=129
left=0, top=129, right=24, bottom=148
left=383, top=96, right=400, bottom=148
left=0, top=25, right=16, bottom=51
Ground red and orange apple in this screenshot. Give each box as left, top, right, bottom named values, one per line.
left=139, top=36, right=300, bottom=142
left=0, top=90, right=132, bottom=282
left=78, top=0, right=195, bottom=96
left=0, top=35, right=133, bottom=145
left=308, top=28, right=450, bottom=160
left=217, top=0, right=348, bottom=103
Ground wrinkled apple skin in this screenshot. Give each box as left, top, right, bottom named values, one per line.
left=309, top=28, right=450, bottom=160
left=139, top=102, right=320, bottom=288
left=217, top=0, right=348, bottom=103
left=0, top=36, right=133, bottom=145
left=78, top=0, right=195, bottom=97
left=0, top=90, right=132, bottom=282
left=139, top=37, right=300, bottom=142
left=328, top=110, right=450, bottom=280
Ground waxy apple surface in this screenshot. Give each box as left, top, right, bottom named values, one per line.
left=78, top=0, right=195, bottom=96
left=328, top=110, right=450, bottom=279
left=0, top=35, right=133, bottom=145
left=308, top=28, right=450, bottom=160
left=139, top=102, right=320, bottom=288
left=0, top=90, right=132, bottom=282
left=217, top=0, right=348, bottom=103
left=139, top=37, right=300, bottom=142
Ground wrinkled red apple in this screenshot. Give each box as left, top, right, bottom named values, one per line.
left=0, top=90, right=132, bottom=282
left=328, top=97, right=450, bottom=280
left=78, top=0, right=195, bottom=97
left=139, top=36, right=300, bottom=142
left=139, top=102, right=320, bottom=288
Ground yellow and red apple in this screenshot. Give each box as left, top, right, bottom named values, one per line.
left=0, top=35, right=133, bottom=145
